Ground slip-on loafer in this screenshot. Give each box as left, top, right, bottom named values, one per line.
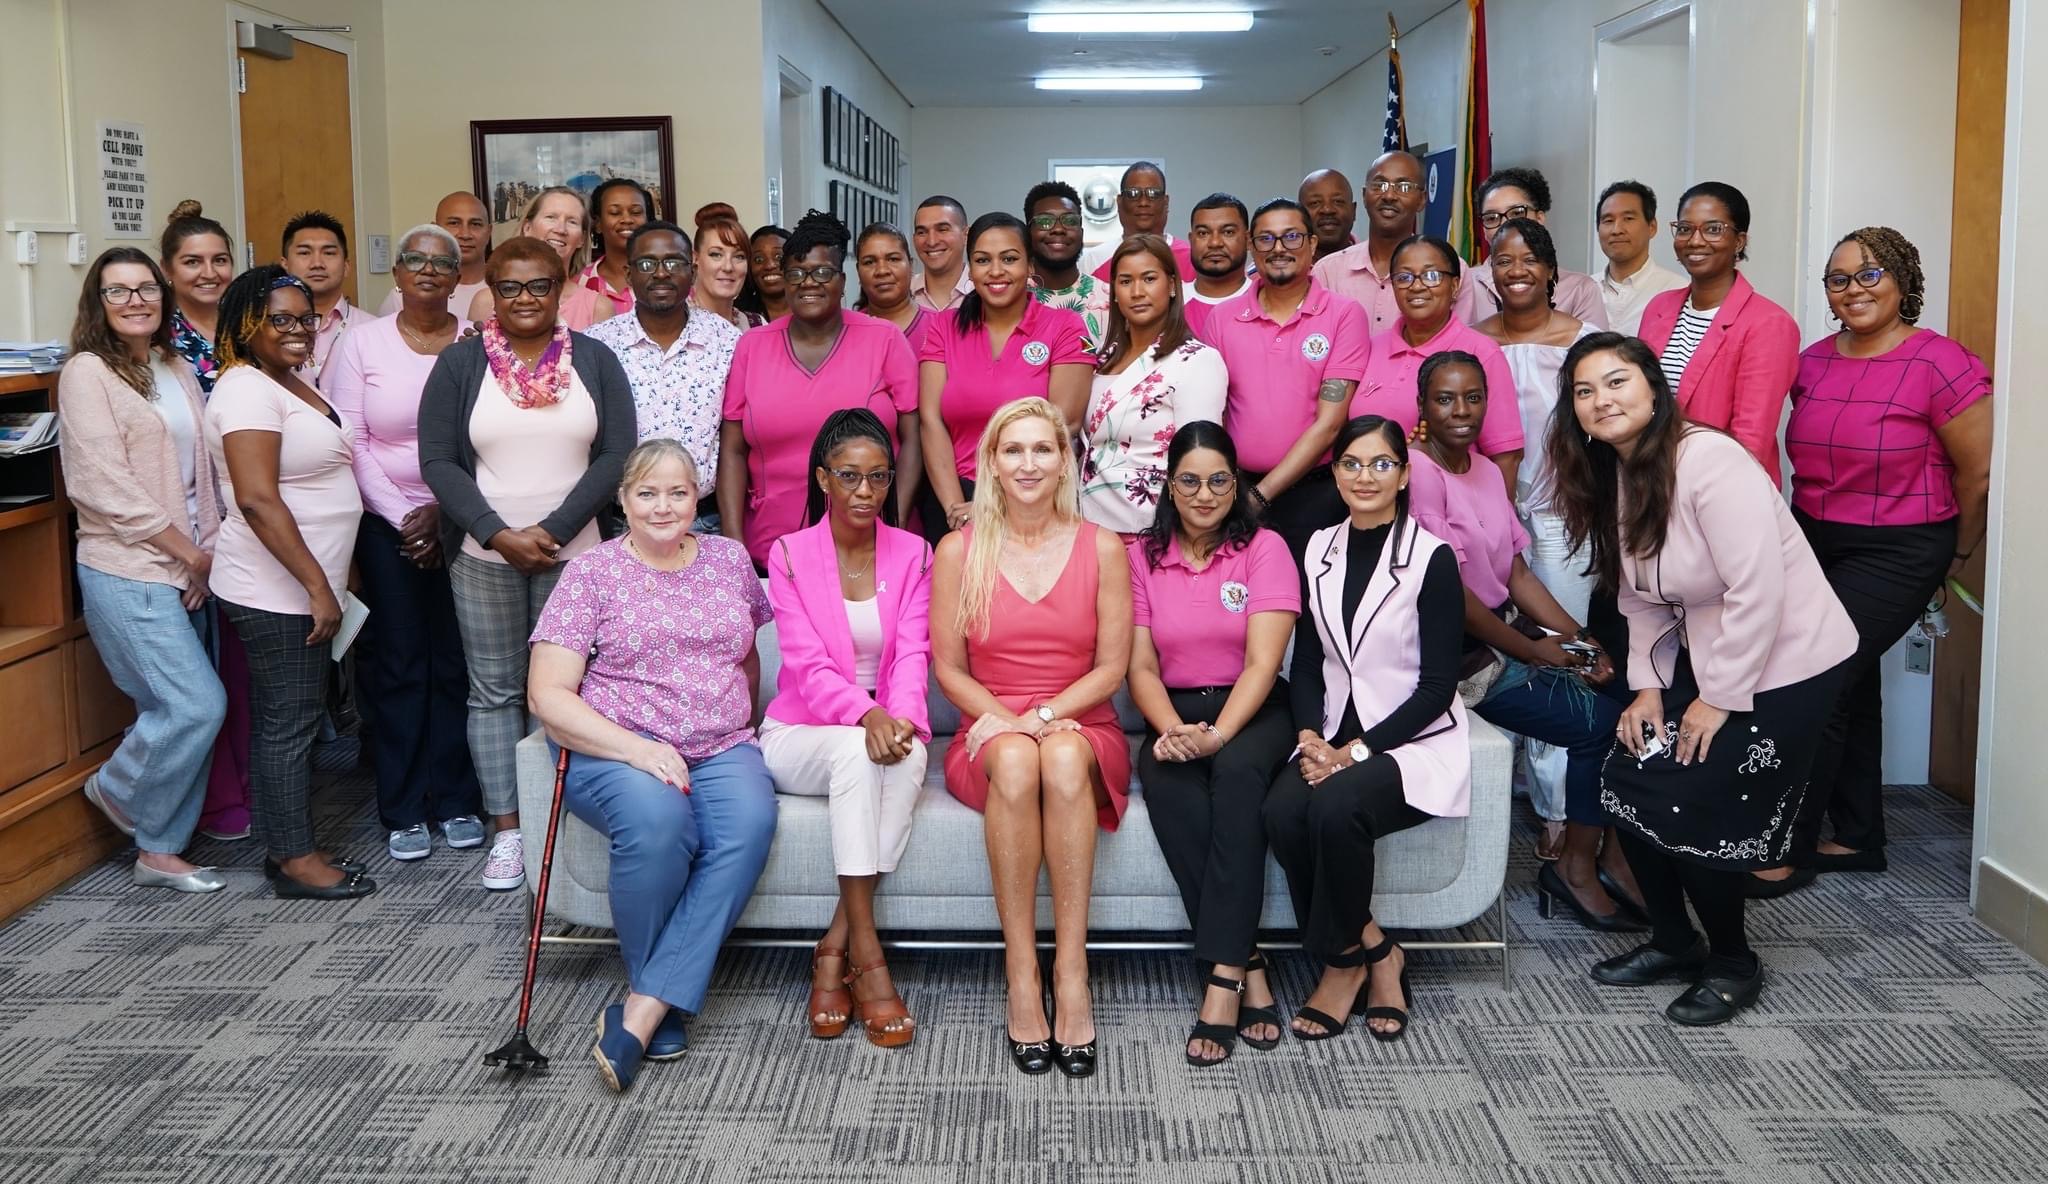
left=264, top=856, right=366, bottom=880
left=1666, top=962, right=1766, bottom=1027
left=645, top=1009, right=688, bottom=1061
left=1591, top=938, right=1709, bottom=986
left=593, top=1003, right=646, bottom=1092
left=132, top=860, right=227, bottom=894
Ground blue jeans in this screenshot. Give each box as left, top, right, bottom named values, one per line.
left=559, top=740, right=778, bottom=1015
left=77, top=566, right=228, bottom=854
left=1475, top=661, right=1621, bottom=826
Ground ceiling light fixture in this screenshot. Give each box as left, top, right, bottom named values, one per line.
left=1034, top=75, right=1205, bottom=91
left=1027, top=11, right=1253, bottom=34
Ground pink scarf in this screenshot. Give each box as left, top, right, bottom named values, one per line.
left=482, top=317, right=573, bottom=409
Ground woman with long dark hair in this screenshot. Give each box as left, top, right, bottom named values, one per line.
left=1546, top=332, right=1854, bottom=1026
left=581, top=178, right=655, bottom=313
left=1127, top=421, right=1297, bottom=1065
left=738, top=224, right=791, bottom=323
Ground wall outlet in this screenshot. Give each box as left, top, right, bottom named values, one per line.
left=68, top=233, right=88, bottom=265
left=13, top=232, right=36, bottom=265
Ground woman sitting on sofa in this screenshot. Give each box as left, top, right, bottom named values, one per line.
left=528, top=438, right=778, bottom=1094
left=760, top=410, right=933, bottom=1050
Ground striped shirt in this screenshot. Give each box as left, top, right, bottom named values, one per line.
left=1658, top=298, right=1717, bottom=392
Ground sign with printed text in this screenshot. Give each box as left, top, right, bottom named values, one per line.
left=99, top=122, right=148, bottom=238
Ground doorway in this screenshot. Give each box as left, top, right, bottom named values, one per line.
left=778, top=60, right=814, bottom=228
left=1591, top=1, right=1692, bottom=272
left=231, top=16, right=359, bottom=303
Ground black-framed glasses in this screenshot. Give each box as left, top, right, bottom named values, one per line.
left=1365, top=179, right=1421, bottom=196
left=1822, top=266, right=1887, bottom=293
left=1478, top=205, right=1533, bottom=230
left=396, top=251, right=458, bottom=275
left=100, top=283, right=164, bottom=305
left=630, top=256, right=692, bottom=274
left=1671, top=220, right=1733, bottom=241
left=1336, top=456, right=1405, bottom=476
left=782, top=265, right=843, bottom=286
left=265, top=312, right=322, bottom=334
left=1392, top=268, right=1450, bottom=289
left=1171, top=472, right=1237, bottom=497
left=1252, top=229, right=1310, bottom=251
left=1121, top=186, right=1166, bottom=201
left=491, top=278, right=558, bottom=300
left=828, top=468, right=894, bottom=491
left=1029, top=213, right=1084, bottom=230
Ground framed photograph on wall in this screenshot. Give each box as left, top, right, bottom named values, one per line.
left=821, top=87, right=837, bottom=171
left=470, top=116, right=675, bottom=244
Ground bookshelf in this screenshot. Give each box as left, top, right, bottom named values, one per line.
left=0, top=370, right=132, bottom=922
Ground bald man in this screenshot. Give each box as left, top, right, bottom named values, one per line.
left=1310, top=150, right=1426, bottom=336
left=1299, top=169, right=1357, bottom=261
left=378, top=191, right=492, bottom=315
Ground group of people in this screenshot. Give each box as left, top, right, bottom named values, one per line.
left=56, top=149, right=1991, bottom=1092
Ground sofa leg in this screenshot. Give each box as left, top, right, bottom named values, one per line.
left=1498, top=892, right=1511, bottom=991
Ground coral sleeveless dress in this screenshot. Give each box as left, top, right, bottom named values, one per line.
left=943, top=521, right=1132, bottom=830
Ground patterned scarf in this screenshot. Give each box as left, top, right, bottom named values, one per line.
left=482, top=317, right=573, bottom=409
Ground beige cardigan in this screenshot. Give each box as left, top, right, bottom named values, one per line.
left=57, top=351, right=220, bottom=589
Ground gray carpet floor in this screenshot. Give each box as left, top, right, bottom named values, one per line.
left=3, top=773, right=2046, bottom=1183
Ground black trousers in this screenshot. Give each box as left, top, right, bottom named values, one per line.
left=220, top=600, right=328, bottom=860
left=1792, top=511, right=1955, bottom=857
left=1262, top=752, right=1429, bottom=962
left=1246, top=465, right=1343, bottom=563
left=1138, top=686, right=1296, bottom=966
left=1614, top=828, right=1753, bottom=975
left=915, top=475, right=974, bottom=547
left=354, top=514, right=482, bottom=830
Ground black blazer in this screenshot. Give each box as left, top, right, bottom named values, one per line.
left=416, top=332, right=636, bottom=559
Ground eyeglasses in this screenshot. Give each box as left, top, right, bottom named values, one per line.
left=101, top=283, right=164, bottom=305
left=782, top=265, right=843, bottom=286
left=828, top=468, right=894, bottom=491
left=1336, top=456, right=1405, bottom=476
left=491, top=278, right=558, bottom=300
left=264, top=312, right=323, bottom=334
left=1121, top=187, right=1166, bottom=201
left=1365, top=179, right=1421, bottom=196
left=1251, top=229, right=1310, bottom=251
left=1477, top=205, right=1534, bottom=230
left=630, top=256, right=692, bottom=274
left=1822, top=266, right=1888, bottom=293
left=1392, top=269, right=1450, bottom=289
left=1171, top=472, right=1237, bottom=497
left=1670, top=221, right=1733, bottom=241
left=1030, top=213, right=1084, bottom=230
left=396, top=251, right=459, bottom=275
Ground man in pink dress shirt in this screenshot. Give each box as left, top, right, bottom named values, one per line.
left=281, top=210, right=369, bottom=391
left=1454, top=168, right=1609, bottom=329
left=1310, top=151, right=1427, bottom=338
left=909, top=196, right=973, bottom=313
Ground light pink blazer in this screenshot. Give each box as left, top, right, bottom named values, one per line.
left=1637, top=272, right=1800, bottom=478
left=1304, top=517, right=1471, bottom=818
left=764, top=520, right=935, bottom=739
left=1620, top=430, right=1856, bottom=712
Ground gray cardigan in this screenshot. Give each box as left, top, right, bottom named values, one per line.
left=416, top=332, right=636, bottom=558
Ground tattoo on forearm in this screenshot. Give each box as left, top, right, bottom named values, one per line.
left=1317, top=378, right=1349, bottom=403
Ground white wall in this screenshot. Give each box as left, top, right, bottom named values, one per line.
left=764, top=0, right=912, bottom=228
left=908, top=105, right=1303, bottom=230
left=1301, top=4, right=1468, bottom=229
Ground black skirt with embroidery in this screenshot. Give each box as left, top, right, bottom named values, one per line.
left=1599, top=649, right=1849, bottom=871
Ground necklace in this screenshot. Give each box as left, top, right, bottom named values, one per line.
left=840, top=553, right=873, bottom=580
left=626, top=534, right=694, bottom=571
left=398, top=313, right=454, bottom=352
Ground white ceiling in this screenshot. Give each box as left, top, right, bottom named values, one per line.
left=817, top=0, right=1456, bottom=107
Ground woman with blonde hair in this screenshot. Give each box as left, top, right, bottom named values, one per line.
left=466, top=187, right=614, bottom=330
left=930, top=397, right=1133, bottom=1078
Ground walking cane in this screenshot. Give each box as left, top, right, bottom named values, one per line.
left=484, top=744, right=570, bottom=1073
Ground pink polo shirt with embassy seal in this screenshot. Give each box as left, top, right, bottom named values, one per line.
left=1208, top=277, right=1372, bottom=474
left=1129, top=527, right=1300, bottom=688
left=1353, top=318, right=1525, bottom=457
left=920, top=298, right=1092, bottom=479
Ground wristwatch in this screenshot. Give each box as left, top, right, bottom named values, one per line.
left=1036, top=704, right=1058, bottom=726
left=1348, top=741, right=1372, bottom=765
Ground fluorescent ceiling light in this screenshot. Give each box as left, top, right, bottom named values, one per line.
left=1027, top=11, right=1253, bottom=34
left=1035, top=75, right=1205, bottom=91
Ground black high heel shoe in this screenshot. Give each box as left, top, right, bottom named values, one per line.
left=1597, top=865, right=1649, bottom=921
left=1006, top=1031, right=1054, bottom=1075
left=1236, top=951, right=1282, bottom=1051
left=1047, top=980, right=1097, bottom=1078
left=1538, top=864, right=1649, bottom=933
left=1186, top=972, right=1242, bottom=1068
left=1291, top=945, right=1369, bottom=1041
left=1357, top=934, right=1413, bottom=1043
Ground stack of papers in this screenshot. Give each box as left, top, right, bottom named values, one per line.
left=0, top=412, right=58, bottom=456
left=0, top=341, right=67, bottom=372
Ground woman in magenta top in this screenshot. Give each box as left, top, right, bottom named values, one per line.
left=719, top=211, right=920, bottom=570
left=918, top=212, right=1093, bottom=542
left=1352, top=235, right=1524, bottom=496
left=1776, top=227, right=1992, bottom=882
left=854, top=222, right=935, bottom=350
left=931, top=397, right=1132, bottom=1078
left=1126, top=421, right=1298, bottom=1066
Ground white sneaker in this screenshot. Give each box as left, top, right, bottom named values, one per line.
left=480, top=828, right=524, bottom=891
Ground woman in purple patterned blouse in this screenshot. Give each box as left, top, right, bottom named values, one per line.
left=528, top=438, right=778, bottom=1094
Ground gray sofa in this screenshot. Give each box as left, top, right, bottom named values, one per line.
left=515, top=597, right=1514, bottom=962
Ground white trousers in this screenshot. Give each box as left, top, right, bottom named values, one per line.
left=759, top=719, right=927, bottom=876
left=1519, top=506, right=1597, bottom=822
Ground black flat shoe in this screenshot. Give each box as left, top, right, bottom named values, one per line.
left=1591, top=938, right=1708, bottom=986
left=1538, top=864, right=1648, bottom=933
left=1597, top=865, right=1649, bottom=921
left=263, top=856, right=365, bottom=880
left=1053, top=1038, right=1097, bottom=1078
left=272, top=868, right=377, bottom=900
left=1007, top=1032, right=1053, bottom=1075
left=1809, top=848, right=1887, bottom=873
left=1666, top=959, right=1765, bottom=1026
left=1236, top=952, right=1282, bottom=1051
left=1742, top=866, right=1818, bottom=899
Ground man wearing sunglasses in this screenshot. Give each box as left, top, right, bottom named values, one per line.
left=281, top=210, right=368, bottom=389
left=1079, top=161, right=1197, bottom=283
left=1024, top=181, right=1111, bottom=352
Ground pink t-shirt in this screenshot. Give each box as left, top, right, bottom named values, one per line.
left=920, top=299, right=1092, bottom=479
left=1207, top=279, right=1372, bottom=474
left=1129, top=528, right=1300, bottom=688
left=1353, top=318, right=1525, bottom=457
left=324, top=314, right=468, bottom=528
left=723, top=312, right=920, bottom=567
left=204, top=367, right=362, bottom=614
left=1787, top=330, right=1991, bottom=527
left=530, top=535, right=772, bottom=760
left=462, top=369, right=602, bottom=564
left=1406, top=449, right=1529, bottom=611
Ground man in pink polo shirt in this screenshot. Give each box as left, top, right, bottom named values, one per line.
left=1454, top=167, right=1609, bottom=328
left=1310, top=151, right=1427, bottom=338
left=909, top=195, right=973, bottom=312
left=1183, top=193, right=1252, bottom=343
left=1079, top=161, right=1196, bottom=283
left=1207, top=198, right=1372, bottom=559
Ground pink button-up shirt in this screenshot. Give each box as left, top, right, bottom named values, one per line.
left=1207, top=278, right=1372, bottom=474
left=1352, top=318, right=1524, bottom=457
left=1310, top=239, right=1407, bottom=338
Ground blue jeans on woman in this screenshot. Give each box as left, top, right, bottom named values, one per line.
left=558, top=740, right=779, bottom=1016
left=77, top=565, right=228, bottom=854
left=1474, top=660, right=1622, bottom=826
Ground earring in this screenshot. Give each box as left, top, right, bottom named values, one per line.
left=1901, top=292, right=1924, bottom=321
left=1584, top=431, right=1592, bottom=444
left=1410, top=419, right=1429, bottom=444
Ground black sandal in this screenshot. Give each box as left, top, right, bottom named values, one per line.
left=1237, top=952, right=1282, bottom=1051
left=1291, top=945, right=1370, bottom=1042
left=1186, top=972, right=1243, bottom=1067
left=1358, top=934, right=1412, bottom=1043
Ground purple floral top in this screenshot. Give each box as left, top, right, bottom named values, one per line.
left=170, top=309, right=221, bottom=394
left=530, top=534, right=773, bottom=761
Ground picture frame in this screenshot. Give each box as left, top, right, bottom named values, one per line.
left=470, top=116, right=675, bottom=245
left=821, top=88, right=837, bottom=171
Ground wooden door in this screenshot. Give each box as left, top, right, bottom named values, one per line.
left=238, top=40, right=357, bottom=304
left=1930, top=0, right=2008, bottom=803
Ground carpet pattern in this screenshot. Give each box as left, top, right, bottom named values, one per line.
left=2, top=774, right=2045, bottom=1183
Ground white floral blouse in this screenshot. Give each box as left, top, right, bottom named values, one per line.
left=1077, top=336, right=1229, bottom=533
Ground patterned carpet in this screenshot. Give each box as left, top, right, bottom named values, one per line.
left=3, top=771, right=2046, bottom=1183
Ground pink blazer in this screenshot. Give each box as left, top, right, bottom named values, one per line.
left=1620, top=430, right=1857, bottom=712
left=764, top=520, right=935, bottom=739
left=1637, top=272, right=1799, bottom=478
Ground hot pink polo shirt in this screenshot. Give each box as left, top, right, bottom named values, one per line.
left=723, top=312, right=918, bottom=567
left=1088, top=235, right=1196, bottom=284
left=1129, top=528, right=1300, bottom=688
left=1207, top=278, right=1372, bottom=474
left=1353, top=318, right=1525, bottom=457
left=919, top=299, right=1092, bottom=479
left=1407, top=449, right=1528, bottom=610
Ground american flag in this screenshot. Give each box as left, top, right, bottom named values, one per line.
left=1382, top=27, right=1408, bottom=152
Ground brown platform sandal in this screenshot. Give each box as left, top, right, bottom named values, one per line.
left=845, top=960, right=915, bottom=1048
left=809, top=944, right=852, bottom=1039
